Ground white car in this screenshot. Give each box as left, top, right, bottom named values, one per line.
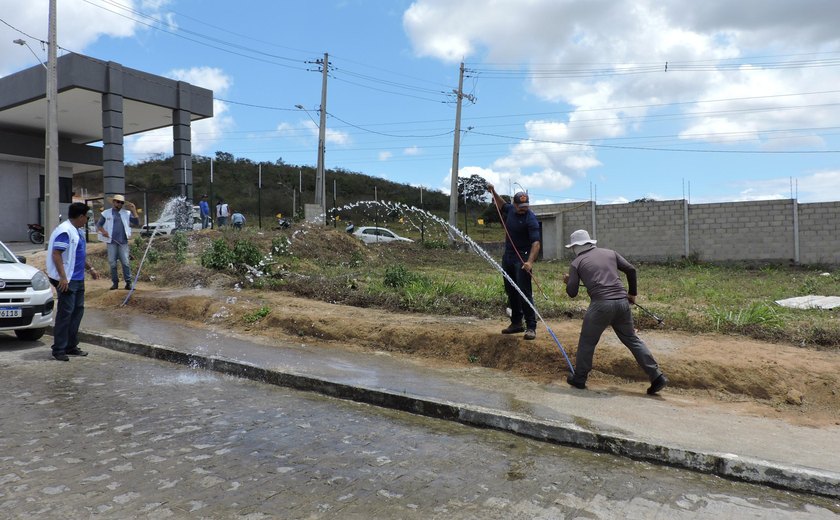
left=0, top=241, right=54, bottom=341
left=141, top=205, right=204, bottom=237
left=353, top=226, right=413, bottom=244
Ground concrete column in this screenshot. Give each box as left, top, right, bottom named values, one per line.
left=173, top=81, right=193, bottom=201
left=102, top=63, right=125, bottom=198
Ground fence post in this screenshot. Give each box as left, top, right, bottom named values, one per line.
left=684, top=199, right=690, bottom=259
left=793, top=198, right=800, bottom=265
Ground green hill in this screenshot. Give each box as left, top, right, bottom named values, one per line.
left=74, top=152, right=454, bottom=224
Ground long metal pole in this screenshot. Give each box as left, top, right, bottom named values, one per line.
left=258, top=164, right=262, bottom=229
left=448, top=61, right=465, bottom=229
left=315, top=52, right=329, bottom=222
left=44, top=0, right=59, bottom=240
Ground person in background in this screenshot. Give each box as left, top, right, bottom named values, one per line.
left=562, top=229, right=668, bottom=395
left=487, top=184, right=541, bottom=341
left=345, top=220, right=355, bottom=234
left=46, top=202, right=100, bottom=361
left=199, top=194, right=211, bottom=229
left=216, top=198, right=230, bottom=227
left=96, top=194, right=139, bottom=290
left=231, top=209, right=246, bottom=230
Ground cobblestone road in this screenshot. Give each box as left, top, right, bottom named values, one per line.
left=1, top=340, right=837, bottom=519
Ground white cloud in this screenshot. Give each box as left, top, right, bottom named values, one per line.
left=403, top=146, right=421, bottom=156
left=126, top=67, right=234, bottom=159
left=726, top=170, right=840, bottom=203
left=405, top=0, right=840, bottom=199
left=378, top=151, right=393, bottom=161
left=298, top=120, right=351, bottom=147
left=0, top=0, right=171, bottom=75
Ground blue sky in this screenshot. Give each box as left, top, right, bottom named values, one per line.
left=3, top=0, right=840, bottom=204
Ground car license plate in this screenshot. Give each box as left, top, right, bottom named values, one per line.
left=0, top=307, right=22, bottom=318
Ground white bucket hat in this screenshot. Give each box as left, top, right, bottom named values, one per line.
left=565, top=229, right=596, bottom=248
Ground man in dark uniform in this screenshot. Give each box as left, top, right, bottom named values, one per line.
left=562, top=229, right=668, bottom=394
left=488, top=184, right=541, bottom=340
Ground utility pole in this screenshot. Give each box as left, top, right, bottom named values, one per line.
left=44, top=0, right=59, bottom=241
left=448, top=62, right=474, bottom=230
left=315, top=52, right=329, bottom=222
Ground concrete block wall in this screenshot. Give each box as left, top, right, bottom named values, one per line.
left=598, top=200, right=685, bottom=261
left=799, top=202, right=840, bottom=265
left=534, top=198, right=840, bottom=266
left=688, top=200, right=794, bottom=262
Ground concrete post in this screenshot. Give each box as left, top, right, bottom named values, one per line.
left=102, top=63, right=125, bottom=199
left=173, top=85, right=192, bottom=202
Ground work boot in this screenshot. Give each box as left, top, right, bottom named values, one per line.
left=52, top=353, right=69, bottom=361
left=124, top=282, right=132, bottom=290
left=66, top=348, right=88, bottom=357
left=501, top=323, right=525, bottom=334
left=109, top=283, right=118, bottom=290
left=647, top=374, right=669, bottom=395
left=566, top=375, right=586, bottom=390
left=523, top=328, right=536, bottom=340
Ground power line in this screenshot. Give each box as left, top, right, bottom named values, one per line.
left=468, top=130, right=840, bottom=154
left=80, top=0, right=308, bottom=71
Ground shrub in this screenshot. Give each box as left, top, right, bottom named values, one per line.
left=201, top=238, right=235, bottom=270
left=171, top=231, right=188, bottom=263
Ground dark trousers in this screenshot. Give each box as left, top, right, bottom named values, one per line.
left=571, top=299, right=661, bottom=384
left=502, top=252, right=536, bottom=330
left=50, top=279, right=85, bottom=355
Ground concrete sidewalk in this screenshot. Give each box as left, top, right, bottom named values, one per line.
left=77, top=307, right=840, bottom=498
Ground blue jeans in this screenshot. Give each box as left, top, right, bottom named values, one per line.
left=502, top=252, right=536, bottom=330
left=201, top=214, right=210, bottom=229
left=107, top=242, right=132, bottom=285
left=570, top=299, right=662, bottom=384
left=51, top=279, right=85, bottom=355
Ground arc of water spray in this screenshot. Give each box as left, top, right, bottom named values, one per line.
left=339, top=200, right=575, bottom=376
left=120, top=227, right=159, bottom=307
left=121, top=197, right=192, bottom=307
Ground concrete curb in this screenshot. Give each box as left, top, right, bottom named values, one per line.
left=79, top=329, right=840, bottom=499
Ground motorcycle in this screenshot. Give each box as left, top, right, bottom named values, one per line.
left=27, top=223, right=44, bottom=244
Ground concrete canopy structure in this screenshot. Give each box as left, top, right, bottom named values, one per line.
left=0, top=52, right=213, bottom=242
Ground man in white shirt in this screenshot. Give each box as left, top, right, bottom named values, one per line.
left=96, top=194, right=139, bottom=290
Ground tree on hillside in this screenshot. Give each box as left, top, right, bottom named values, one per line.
left=457, top=174, right=489, bottom=204
left=457, top=174, right=491, bottom=232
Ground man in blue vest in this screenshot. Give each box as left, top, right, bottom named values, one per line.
left=96, top=194, right=139, bottom=290
left=46, top=202, right=100, bottom=361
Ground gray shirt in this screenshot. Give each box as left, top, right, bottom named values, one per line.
left=566, top=247, right=637, bottom=300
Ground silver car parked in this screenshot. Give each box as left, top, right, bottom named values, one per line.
left=353, top=226, right=413, bottom=244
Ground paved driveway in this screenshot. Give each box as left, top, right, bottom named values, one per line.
left=1, top=339, right=836, bottom=519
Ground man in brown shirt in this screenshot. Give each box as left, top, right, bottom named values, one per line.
left=562, top=230, right=668, bottom=395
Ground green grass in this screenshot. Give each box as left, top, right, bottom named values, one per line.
left=147, top=227, right=840, bottom=349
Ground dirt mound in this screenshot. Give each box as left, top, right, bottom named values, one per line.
left=84, top=282, right=840, bottom=428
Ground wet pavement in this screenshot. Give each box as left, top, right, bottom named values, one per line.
left=1, top=339, right=838, bottom=519
left=67, top=307, right=840, bottom=499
